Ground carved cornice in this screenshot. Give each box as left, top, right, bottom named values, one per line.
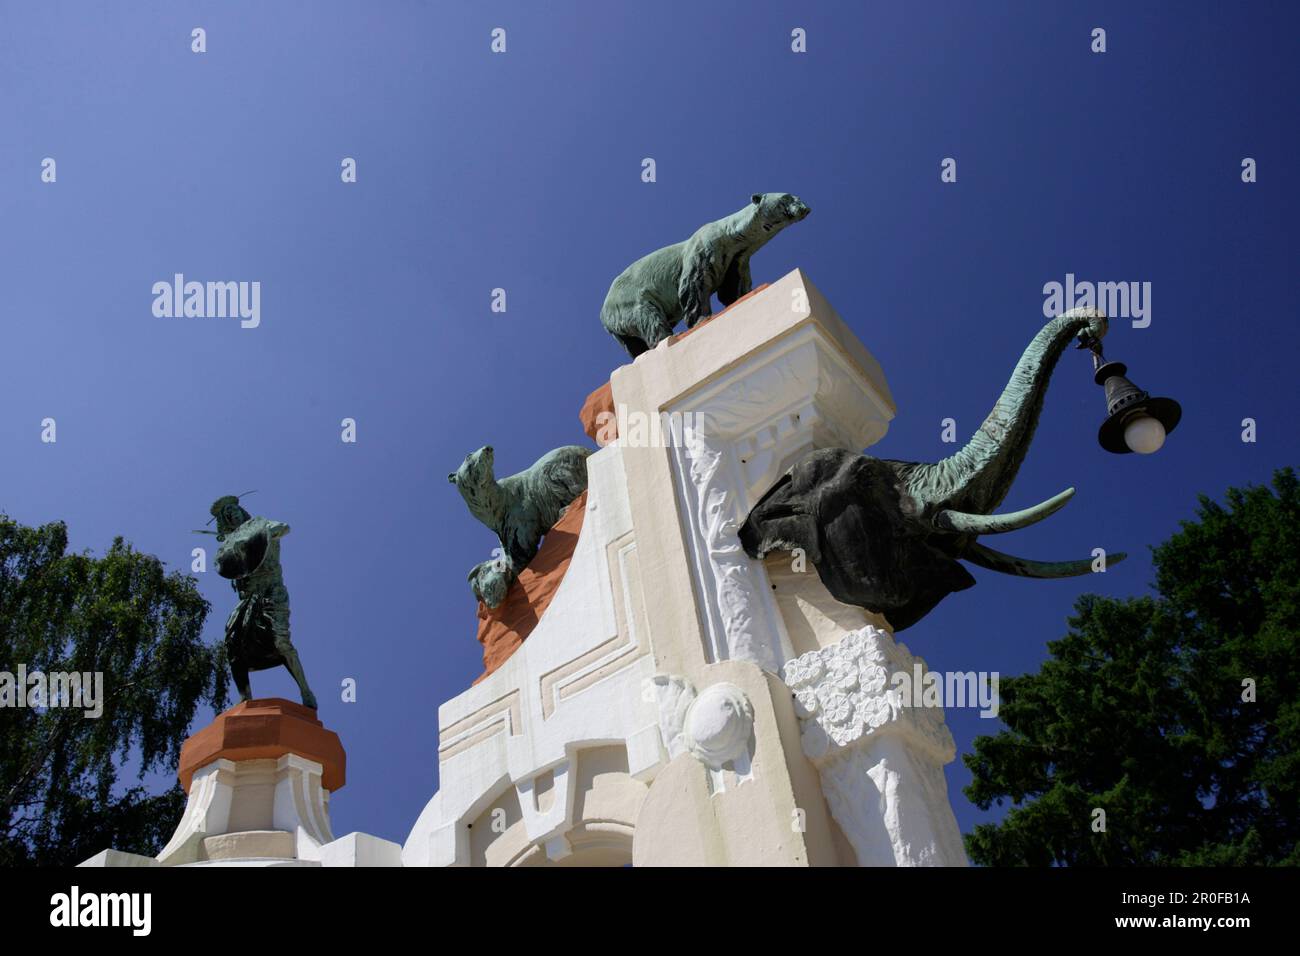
left=666, top=322, right=894, bottom=671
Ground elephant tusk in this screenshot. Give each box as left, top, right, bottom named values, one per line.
left=962, top=540, right=1125, bottom=578
left=934, top=487, right=1076, bottom=535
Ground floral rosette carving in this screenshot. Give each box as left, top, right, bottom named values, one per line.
left=782, top=625, right=954, bottom=764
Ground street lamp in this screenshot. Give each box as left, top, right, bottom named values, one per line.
left=1079, top=338, right=1182, bottom=455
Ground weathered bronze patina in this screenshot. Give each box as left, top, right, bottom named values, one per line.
left=209, top=495, right=317, bottom=709
left=740, top=308, right=1125, bottom=630
left=600, top=193, right=810, bottom=357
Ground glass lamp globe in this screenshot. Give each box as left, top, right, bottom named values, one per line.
left=1088, top=351, right=1182, bottom=455
left=1123, top=414, right=1167, bottom=454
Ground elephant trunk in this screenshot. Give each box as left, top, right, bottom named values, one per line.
left=897, top=308, right=1107, bottom=517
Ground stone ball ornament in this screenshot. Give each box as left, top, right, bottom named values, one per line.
left=683, top=683, right=755, bottom=771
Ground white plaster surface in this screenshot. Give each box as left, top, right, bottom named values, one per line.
left=407, top=271, right=970, bottom=867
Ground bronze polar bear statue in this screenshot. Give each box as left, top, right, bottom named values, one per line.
left=449, top=444, right=591, bottom=608
left=599, top=192, right=811, bottom=357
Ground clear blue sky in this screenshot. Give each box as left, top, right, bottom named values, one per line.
left=2, top=1, right=1296, bottom=850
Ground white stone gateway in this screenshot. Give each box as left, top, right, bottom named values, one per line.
left=405, top=269, right=969, bottom=866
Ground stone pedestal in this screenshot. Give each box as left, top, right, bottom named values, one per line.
left=158, top=699, right=348, bottom=866
left=784, top=627, right=967, bottom=866
left=176, top=697, right=345, bottom=793
left=80, top=698, right=401, bottom=867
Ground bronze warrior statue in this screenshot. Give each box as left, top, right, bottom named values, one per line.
left=208, top=495, right=317, bottom=709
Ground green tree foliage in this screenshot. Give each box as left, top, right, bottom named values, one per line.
left=964, top=468, right=1299, bottom=866
left=0, top=516, right=228, bottom=865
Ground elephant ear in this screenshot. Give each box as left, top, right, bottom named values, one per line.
left=883, top=551, right=976, bottom=631
left=738, top=471, right=822, bottom=565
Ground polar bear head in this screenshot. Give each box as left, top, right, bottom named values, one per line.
left=750, top=192, right=811, bottom=235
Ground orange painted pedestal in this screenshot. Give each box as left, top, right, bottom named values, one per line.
left=178, top=698, right=346, bottom=793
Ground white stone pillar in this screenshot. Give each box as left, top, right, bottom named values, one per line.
left=783, top=626, right=968, bottom=866
left=658, top=269, right=895, bottom=671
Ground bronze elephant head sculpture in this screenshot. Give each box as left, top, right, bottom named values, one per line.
left=739, top=308, right=1125, bottom=631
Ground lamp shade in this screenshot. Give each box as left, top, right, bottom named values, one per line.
left=1094, top=360, right=1182, bottom=455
